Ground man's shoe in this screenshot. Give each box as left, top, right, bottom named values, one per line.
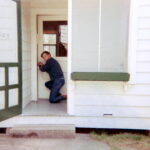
left=58, top=93, right=62, bottom=96
left=62, top=95, right=67, bottom=100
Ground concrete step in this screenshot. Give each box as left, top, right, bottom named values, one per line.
left=0, top=134, right=8, bottom=138
left=6, top=124, right=76, bottom=138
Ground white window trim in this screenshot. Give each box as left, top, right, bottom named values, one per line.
left=98, top=0, right=102, bottom=72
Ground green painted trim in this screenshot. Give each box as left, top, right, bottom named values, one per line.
left=5, top=67, right=8, bottom=109
left=0, top=87, right=5, bottom=91
left=0, top=63, right=19, bottom=67
left=9, top=85, right=19, bottom=89
left=0, top=106, right=21, bottom=122
left=71, top=72, right=130, bottom=81
left=17, top=0, right=23, bottom=111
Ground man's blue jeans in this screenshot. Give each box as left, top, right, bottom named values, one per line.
left=45, top=78, right=65, bottom=103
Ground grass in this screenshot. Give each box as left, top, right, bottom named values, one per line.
left=90, top=132, right=150, bottom=150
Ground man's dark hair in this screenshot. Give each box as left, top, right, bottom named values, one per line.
left=41, top=51, right=51, bottom=57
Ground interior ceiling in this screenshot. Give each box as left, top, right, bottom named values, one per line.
left=29, top=0, right=67, bottom=9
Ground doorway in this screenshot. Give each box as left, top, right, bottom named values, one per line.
left=23, top=15, right=68, bottom=116
left=37, top=16, right=68, bottom=99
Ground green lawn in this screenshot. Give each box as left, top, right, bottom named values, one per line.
left=90, top=132, right=150, bottom=150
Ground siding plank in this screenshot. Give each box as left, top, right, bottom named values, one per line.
left=137, top=51, right=150, bottom=61
left=138, top=6, right=150, bottom=17
left=137, top=40, right=150, bottom=50
left=75, top=106, right=150, bottom=118
left=138, top=29, right=150, bottom=40
left=136, top=62, right=150, bottom=72
left=136, top=73, right=150, bottom=84
left=138, top=17, right=150, bottom=28
left=75, top=95, right=150, bottom=106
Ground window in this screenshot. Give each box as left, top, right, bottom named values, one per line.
left=43, top=21, right=68, bottom=57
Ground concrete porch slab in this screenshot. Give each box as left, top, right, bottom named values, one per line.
left=22, top=99, right=68, bottom=116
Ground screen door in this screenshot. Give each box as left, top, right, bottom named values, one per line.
left=0, top=0, right=22, bottom=122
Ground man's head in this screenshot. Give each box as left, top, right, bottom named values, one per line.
left=41, top=51, right=51, bottom=61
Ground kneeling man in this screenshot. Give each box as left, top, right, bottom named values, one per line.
left=38, top=51, right=67, bottom=103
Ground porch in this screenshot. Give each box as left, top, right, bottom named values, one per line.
left=23, top=99, right=67, bottom=116
left=0, top=0, right=150, bottom=130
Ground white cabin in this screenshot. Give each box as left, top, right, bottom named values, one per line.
left=0, top=0, right=150, bottom=130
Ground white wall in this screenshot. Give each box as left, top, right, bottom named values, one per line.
left=136, top=0, right=150, bottom=84
left=21, top=1, right=32, bottom=108
left=71, top=0, right=150, bottom=129
left=72, top=0, right=100, bottom=72
left=100, top=0, right=130, bottom=72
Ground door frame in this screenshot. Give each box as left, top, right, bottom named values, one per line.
left=30, top=1, right=75, bottom=115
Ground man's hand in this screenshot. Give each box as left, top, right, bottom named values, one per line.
left=37, top=62, right=43, bottom=67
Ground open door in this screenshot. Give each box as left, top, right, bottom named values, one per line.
left=37, top=16, right=68, bottom=99
left=0, top=0, right=22, bottom=121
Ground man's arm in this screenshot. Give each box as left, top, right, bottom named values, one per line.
left=37, top=62, right=47, bottom=72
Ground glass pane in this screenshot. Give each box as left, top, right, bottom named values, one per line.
left=43, top=34, right=56, bottom=44
left=60, top=25, right=68, bottom=44
left=0, top=0, right=18, bottom=62
left=0, top=67, right=5, bottom=86
left=43, top=45, right=50, bottom=52
left=0, top=91, right=5, bottom=110
left=9, top=67, right=18, bottom=85
left=9, top=88, right=18, bottom=107
left=44, top=46, right=56, bottom=57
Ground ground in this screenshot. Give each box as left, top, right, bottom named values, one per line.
left=0, top=134, right=109, bottom=150
left=0, top=133, right=149, bottom=150
left=90, top=132, right=150, bottom=150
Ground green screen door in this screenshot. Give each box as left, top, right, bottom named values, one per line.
left=0, top=0, right=22, bottom=122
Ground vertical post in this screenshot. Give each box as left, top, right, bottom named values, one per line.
left=67, top=0, right=75, bottom=115
left=31, top=11, right=38, bottom=101
left=17, top=0, right=22, bottom=110
left=128, top=0, right=138, bottom=84
left=5, top=67, right=8, bottom=109
left=98, top=0, right=102, bottom=72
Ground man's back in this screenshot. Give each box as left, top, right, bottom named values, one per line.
left=40, top=57, right=64, bottom=81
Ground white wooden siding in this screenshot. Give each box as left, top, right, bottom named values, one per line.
left=136, top=0, right=150, bottom=85
left=137, top=40, right=150, bottom=50
left=21, top=1, right=31, bottom=108
left=72, top=0, right=150, bottom=129
left=75, top=95, right=150, bottom=106
left=137, top=51, right=150, bottom=61
left=75, top=106, right=150, bottom=118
